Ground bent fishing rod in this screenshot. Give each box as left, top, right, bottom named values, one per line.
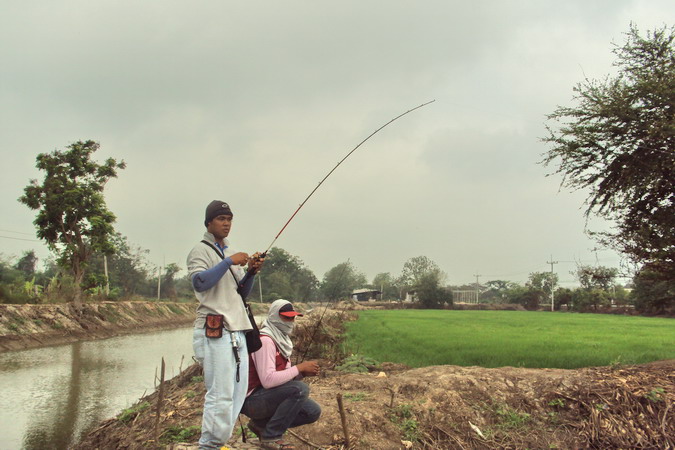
left=238, top=99, right=435, bottom=291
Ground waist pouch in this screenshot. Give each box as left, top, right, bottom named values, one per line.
left=205, top=314, right=224, bottom=338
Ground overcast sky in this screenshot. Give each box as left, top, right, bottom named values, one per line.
left=1, top=1, right=673, bottom=288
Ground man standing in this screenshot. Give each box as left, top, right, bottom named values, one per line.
left=241, top=299, right=321, bottom=449
left=187, top=200, right=264, bottom=449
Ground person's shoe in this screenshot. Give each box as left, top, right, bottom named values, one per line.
left=247, top=421, right=262, bottom=439
left=259, top=439, right=295, bottom=449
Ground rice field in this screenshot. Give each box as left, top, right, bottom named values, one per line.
left=343, top=310, right=675, bottom=369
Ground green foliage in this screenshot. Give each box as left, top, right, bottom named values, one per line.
left=191, top=375, right=204, bottom=383
left=575, top=265, right=618, bottom=291
left=343, top=392, right=369, bottom=401
left=117, top=401, right=150, bottom=423
left=336, top=354, right=380, bottom=373
left=345, top=310, right=675, bottom=369
left=320, top=261, right=367, bottom=301
left=414, top=271, right=451, bottom=309
left=18, top=140, right=126, bottom=305
left=632, top=267, right=675, bottom=314
left=645, top=387, right=665, bottom=402
left=493, top=404, right=531, bottom=429
left=542, top=25, right=675, bottom=282
left=528, top=272, right=558, bottom=301
left=372, top=272, right=400, bottom=300
left=260, top=247, right=319, bottom=302
left=389, top=403, right=420, bottom=441
left=505, top=285, right=542, bottom=310
left=398, top=256, right=450, bottom=308
left=548, top=398, right=565, bottom=408
left=160, top=425, right=201, bottom=443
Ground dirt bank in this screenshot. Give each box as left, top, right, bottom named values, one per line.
left=75, top=308, right=674, bottom=449
left=0, top=301, right=196, bottom=353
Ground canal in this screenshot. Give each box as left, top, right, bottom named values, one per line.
left=0, top=327, right=194, bottom=449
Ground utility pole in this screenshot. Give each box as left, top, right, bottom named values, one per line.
left=103, top=255, right=110, bottom=297
left=473, top=274, right=481, bottom=304
left=546, top=255, right=558, bottom=312
left=258, top=274, right=263, bottom=303
left=157, top=265, right=162, bottom=301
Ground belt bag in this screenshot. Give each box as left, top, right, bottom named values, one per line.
left=200, top=240, right=263, bottom=353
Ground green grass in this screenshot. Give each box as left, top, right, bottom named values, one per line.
left=344, top=310, right=675, bottom=369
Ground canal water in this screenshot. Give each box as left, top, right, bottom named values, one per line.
left=0, top=327, right=195, bottom=450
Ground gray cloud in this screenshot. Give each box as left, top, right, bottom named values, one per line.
left=2, top=0, right=672, bottom=286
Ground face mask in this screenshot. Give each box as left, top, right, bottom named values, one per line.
left=276, top=319, right=294, bottom=335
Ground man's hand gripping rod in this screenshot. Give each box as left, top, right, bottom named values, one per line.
left=238, top=100, right=435, bottom=294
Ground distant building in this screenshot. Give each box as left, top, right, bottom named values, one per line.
left=351, top=288, right=381, bottom=302
left=403, top=290, right=417, bottom=303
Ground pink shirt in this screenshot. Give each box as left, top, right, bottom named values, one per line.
left=247, top=335, right=300, bottom=395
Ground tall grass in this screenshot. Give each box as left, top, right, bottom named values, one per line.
left=344, top=310, right=675, bottom=369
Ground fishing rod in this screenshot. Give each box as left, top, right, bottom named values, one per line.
left=238, top=99, right=435, bottom=292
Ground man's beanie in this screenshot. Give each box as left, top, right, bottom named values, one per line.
left=204, top=200, right=233, bottom=227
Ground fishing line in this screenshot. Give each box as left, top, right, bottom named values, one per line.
left=239, top=100, right=435, bottom=291
left=262, top=99, right=435, bottom=255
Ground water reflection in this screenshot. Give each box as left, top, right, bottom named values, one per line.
left=0, top=327, right=193, bottom=450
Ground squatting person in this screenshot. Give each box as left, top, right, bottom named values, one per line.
left=187, top=200, right=264, bottom=449
left=241, top=299, right=321, bottom=450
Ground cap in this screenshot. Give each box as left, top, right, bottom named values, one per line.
left=205, top=200, right=233, bottom=227
left=279, top=303, right=304, bottom=318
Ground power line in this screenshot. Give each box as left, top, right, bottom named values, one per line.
left=0, top=229, right=35, bottom=236
left=0, top=235, right=39, bottom=242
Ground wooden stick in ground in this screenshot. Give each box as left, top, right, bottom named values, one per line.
left=336, top=393, right=351, bottom=448
left=154, top=357, right=165, bottom=443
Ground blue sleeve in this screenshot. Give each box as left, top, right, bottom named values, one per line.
left=192, top=257, right=234, bottom=292
left=239, top=271, right=256, bottom=299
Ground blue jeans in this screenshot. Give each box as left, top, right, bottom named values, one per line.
left=193, top=328, right=249, bottom=449
left=241, top=380, right=321, bottom=440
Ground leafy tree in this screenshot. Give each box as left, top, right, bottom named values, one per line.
left=631, top=266, right=675, bottom=314
left=574, top=265, right=618, bottom=291
left=506, top=285, right=543, bottom=310
left=414, top=271, right=451, bottom=309
left=160, top=263, right=181, bottom=300
left=87, top=233, right=152, bottom=298
left=14, top=250, right=38, bottom=277
left=482, top=280, right=518, bottom=303
left=397, top=256, right=449, bottom=308
left=19, top=140, right=125, bottom=306
left=527, top=272, right=559, bottom=309
left=542, top=25, right=675, bottom=282
left=372, top=272, right=400, bottom=300
left=320, top=261, right=366, bottom=301
left=554, top=287, right=574, bottom=310
left=259, top=247, right=318, bottom=302
left=572, top=288, right=611, bottom=312
left=398, top=256, right=441, bottom=288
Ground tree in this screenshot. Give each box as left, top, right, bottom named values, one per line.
left=482, top=280, right=518, bottom=303
left=542, top=25, right=675, bottom=282
left=87, top=233, right=152, bottom=298
left=397, top=256, right=449, bottom=308
left=414, top=270, right=451, bottom=309
left=372, top=272, right=400, bottom=300
left=14, top=250, right=38, bottom=277
left=19, top=140, right=126, bottom=306
left=160, top=263, right=181, bottom=300
left=631, top=266, right=675, bottom=314
left=259, top=247, right=319, bottom=302
left=398, top=256, right=442, bottom=288
left=575, top=265, right=618, bottom=291
left=527, top=271, right=559, bottom=309
left=320, top=261, right=366, bottom=301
